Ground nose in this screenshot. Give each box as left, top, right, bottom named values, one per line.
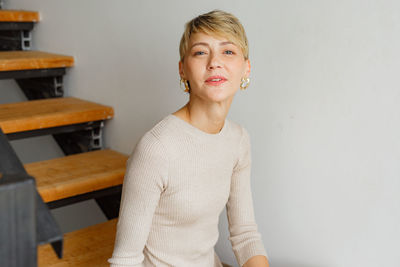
left=207, top=52, right=222, bottom=70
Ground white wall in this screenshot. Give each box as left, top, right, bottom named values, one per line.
left=2, top=0, right=400, bottom=266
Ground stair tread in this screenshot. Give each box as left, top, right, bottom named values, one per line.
left=26, top=149, right=128, bottom=203
left=38, top=218, right=118, bottom=267
left=0, top=97, right=114, bottom=134
left=0, top=10, right=40, bottom=22
left=38, top=218, right=233, bottom=267
left=0, top=51, right=74, bottom=72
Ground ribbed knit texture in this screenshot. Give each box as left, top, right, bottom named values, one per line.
left=108, top=114, right=268, bottom=267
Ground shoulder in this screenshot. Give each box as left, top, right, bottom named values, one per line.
left=128, top=115, right=174, bottom=163
left=144, top=114, right=183, bottom=146
left=125, top=130, right=169, bottom=190
left=126, top=131, right=168, bottom=179
left=227, top=119, right=251, bottom=145
left=226, top=120, right=251, bottom=169
left=132, top=114, right=174, bottom=152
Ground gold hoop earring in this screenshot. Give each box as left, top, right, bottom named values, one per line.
left=240, top=77, right=250, bottom=90
left=180, top=78, right=190, bottom=93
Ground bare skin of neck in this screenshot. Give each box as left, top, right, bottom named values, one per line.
left=172, top=102, right=228, bottom=134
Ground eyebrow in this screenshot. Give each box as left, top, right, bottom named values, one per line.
left=190, top=41, right=235, bottom=50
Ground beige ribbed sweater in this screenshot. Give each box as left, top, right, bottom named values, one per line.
left=108, top=114, right=268, bottom=267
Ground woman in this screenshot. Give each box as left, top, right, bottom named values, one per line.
left=108, top=9, right=269, bottom=267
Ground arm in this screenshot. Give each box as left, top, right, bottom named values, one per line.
left=226, top=127, right=269, bottom=267
left=108, top=132, right=168, bottom=267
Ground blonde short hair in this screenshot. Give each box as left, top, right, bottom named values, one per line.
left=179, top=9, right=249, bottom=63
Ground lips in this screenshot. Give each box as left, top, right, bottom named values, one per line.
left=205, top=75, right=227, bottom=83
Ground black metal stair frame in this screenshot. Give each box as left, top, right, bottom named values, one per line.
left=0, top=68, right=66, bottom=80
left=0, top=128, right=63, bottom=267
left=6, top=120, right=105, bottom=154
left=0, top=22, right=33, bottom=51
left=0, top=68, right=66, bottom=98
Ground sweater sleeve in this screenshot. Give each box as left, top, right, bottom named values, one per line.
left=226, top=127, right=269, bottom=267
left=108, top=132, right=168, bottom=267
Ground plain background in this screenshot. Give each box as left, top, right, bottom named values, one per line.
left=1, top=1, right=399, bottom=266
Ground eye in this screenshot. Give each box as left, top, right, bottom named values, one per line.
left=194, top=51, right=206, bottom=55
left=224, top=50, right=234, bottom=55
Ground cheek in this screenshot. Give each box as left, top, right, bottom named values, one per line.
left=230, top=76, right=242, bottom=89
left=230, top=63, right=247, bottom=82
left=185, top=63, right=205, bottom=82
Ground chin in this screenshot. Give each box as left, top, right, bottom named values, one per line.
left=194, top=86, right=237, bottom=101
left=206, top=91, right=236, bottom=103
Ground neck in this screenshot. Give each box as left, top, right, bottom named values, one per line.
left=174, top=99, right=230, bottom=134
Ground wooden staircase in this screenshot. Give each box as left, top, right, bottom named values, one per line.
left=0, top=10, right=40, bottom=22
left=38, top=219, right=118, bottom=266
left=0, top=8, right=127, bottom=267
left=0, top=97, right=113, bottom=134
left=26, top=149, right=127, bottom=203
left=0, top=51, right=74, bottom=71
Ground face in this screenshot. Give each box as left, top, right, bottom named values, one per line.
left=179, top=32, right=250, bottom=103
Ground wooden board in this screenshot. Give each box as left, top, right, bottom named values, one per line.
left=38, top=219, right=233, bottom=267
left=26, top=149, right=128, bottom=202
left=0, top=97, right=114, bottom=134
left=0, top=51, right=74, bottom=71
left=0, top=10, right=40, bottom=22
left=38, top=219, right=118, bottom=267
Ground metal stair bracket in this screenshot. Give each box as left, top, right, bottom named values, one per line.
left=0, top=128, right=64, bottom=266
left=0, top=67, right=66, bottom=81
left=0, top=21, right=34, bottom=51
left=52, top=120, right=105, bottom=155
left=16, top=75, right=64, bottom=99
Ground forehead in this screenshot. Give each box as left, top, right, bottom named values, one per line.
left=188, top=32, right=237, bottom=47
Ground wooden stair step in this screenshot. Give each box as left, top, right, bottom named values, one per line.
left=0, top=10, right=40, bottom=22
left=25, top=149, right=128, bottom=203
left=38, top=218, right=118, bottom=267
left=38, top=218, right=234, bottom=267
left=0, top=51, right=74, bottom=72
left=0, top=97, right=114, bottom=134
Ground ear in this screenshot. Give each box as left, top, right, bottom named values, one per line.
left=179, top=60, right=185, bottom=79
left=244, top=59, right=251, bottom=77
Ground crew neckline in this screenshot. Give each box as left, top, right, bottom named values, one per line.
left=168, top=114, right=228, bottom=138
